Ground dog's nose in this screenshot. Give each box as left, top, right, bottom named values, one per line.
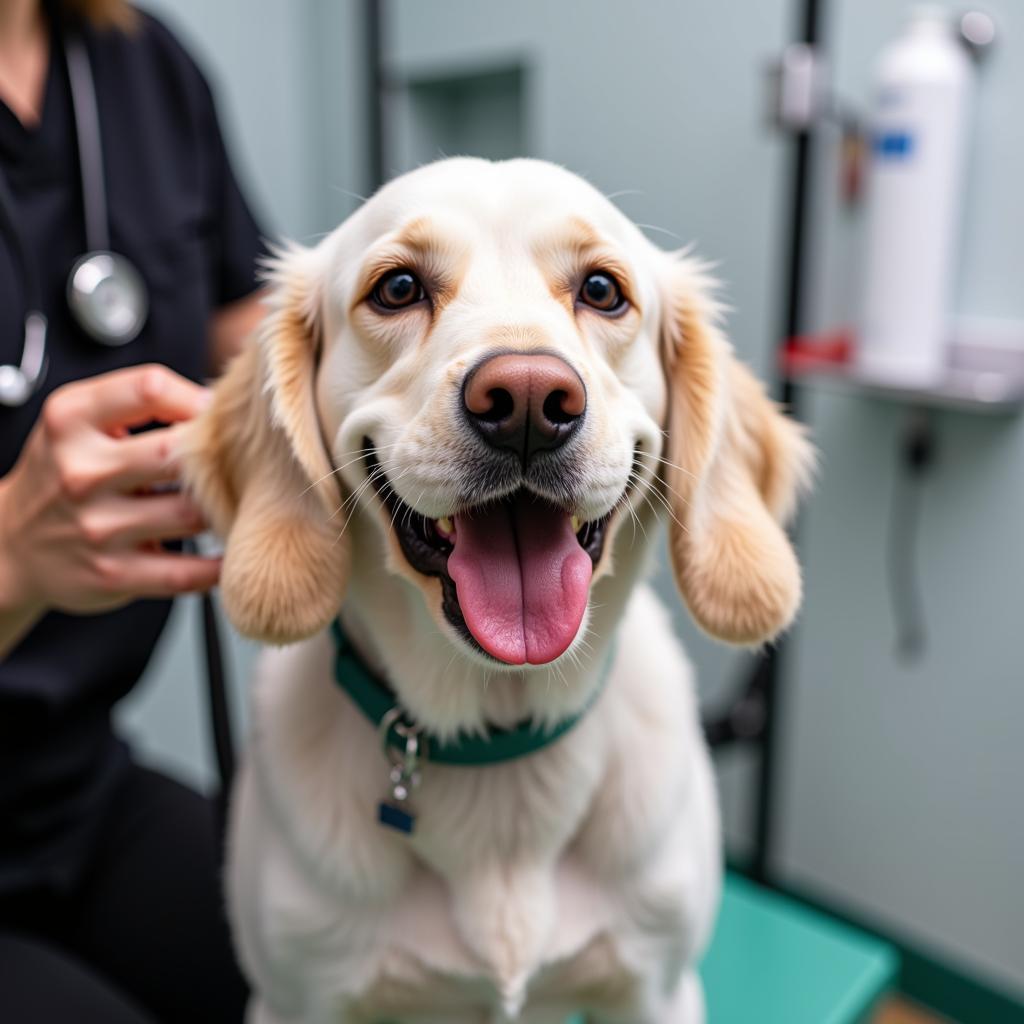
left=463, top=353, right=586, bottom=463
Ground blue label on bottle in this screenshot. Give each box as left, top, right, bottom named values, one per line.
left=873, top=131, right=914, bottom=159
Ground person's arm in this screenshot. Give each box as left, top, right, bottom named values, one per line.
left=0, top=364, right=220, bottom=659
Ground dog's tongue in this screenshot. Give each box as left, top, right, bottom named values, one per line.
left=447, top=495, right=591, bottom=665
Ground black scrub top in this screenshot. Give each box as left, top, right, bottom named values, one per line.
left=0, top=6, right=265, bottom=895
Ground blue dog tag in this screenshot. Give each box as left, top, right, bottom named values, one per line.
left=377, top=711, right=424, bottom=835
left=378, top=801, right=416, bottom=834
left=378, top=759, right=420, bottom=834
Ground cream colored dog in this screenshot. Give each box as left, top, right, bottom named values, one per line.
left=184, top=158, right=812, bottom=1024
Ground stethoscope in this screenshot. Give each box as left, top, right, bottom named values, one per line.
left=0, top=29, right=148, bottom=408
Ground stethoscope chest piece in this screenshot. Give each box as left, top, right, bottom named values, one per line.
left=67, top=251, right=148, bottom=346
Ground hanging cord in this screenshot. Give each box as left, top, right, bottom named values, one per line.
left=887, top=408, right=937, bottom=662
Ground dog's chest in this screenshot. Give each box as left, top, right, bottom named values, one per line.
left=378, top=718, right=613, bottom=992
left=253, top=741, right=641, bottom=1022
left=242, top=588, right=715, bottom=1021
left=356, top=852, right=639, bottom=1023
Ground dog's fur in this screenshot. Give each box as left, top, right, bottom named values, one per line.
left=184, top=158, right=813, bottom=1024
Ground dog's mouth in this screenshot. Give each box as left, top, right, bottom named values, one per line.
left=364, top=446, right=613, bottom=666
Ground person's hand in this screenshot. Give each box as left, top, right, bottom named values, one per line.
left=0, top=365, right=220, bottom=631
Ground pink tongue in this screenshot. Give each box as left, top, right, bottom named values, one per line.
left=447, top=495, right=592, bottom=665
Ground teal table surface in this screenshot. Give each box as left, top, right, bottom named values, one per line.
left=566, top=872, right=898, bottom=1024
left=696, top=872, right=899, bottom=1024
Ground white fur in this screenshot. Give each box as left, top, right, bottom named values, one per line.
left=230, top=584, right=719, bottom=1024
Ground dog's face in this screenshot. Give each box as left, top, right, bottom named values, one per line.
left=186, top=159, right=812, bottom=665
left=315, top=160, right=670, bottom=667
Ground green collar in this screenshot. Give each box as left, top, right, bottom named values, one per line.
left=330, top=619, right=607, bottom=767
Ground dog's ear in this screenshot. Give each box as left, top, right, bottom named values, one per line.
left=183, top=245, right=349, bottom=644
left=659, top=261, right=814, bottom=645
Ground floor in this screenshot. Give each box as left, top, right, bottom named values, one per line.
left=875, top=997, right=948, bottom=1023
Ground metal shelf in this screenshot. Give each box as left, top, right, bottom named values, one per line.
left=784, top=337, right=1024, bottom=414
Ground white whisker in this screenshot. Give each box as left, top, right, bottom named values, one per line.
left=635, top=222, right=683, bottom=242
left=636, top=448, right=698, bottom=482
left=300, top=441, right=404, bottom=497
left=640, top=485, right=690, bottom=537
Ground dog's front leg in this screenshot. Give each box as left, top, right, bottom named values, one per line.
left=583, top=970, right=704, bottom=1024
left=653, top=971, right=705, bottom=1024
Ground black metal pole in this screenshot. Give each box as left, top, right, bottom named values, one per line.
left=364, top=0, right=387, bottom=193
left=201, top=592, right=234, bottom=842
left=750, top=0, right=823, bottom=885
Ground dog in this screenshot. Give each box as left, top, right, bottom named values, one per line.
left=183, top=157, right=813, bottom=1024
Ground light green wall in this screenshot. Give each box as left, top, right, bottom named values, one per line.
left=778, top=0, right=1024, bottom=998
left=116, top=0, right=1024, bottom=998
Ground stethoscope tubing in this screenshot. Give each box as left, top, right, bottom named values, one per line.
left=0, top=26, right=149, bottom=407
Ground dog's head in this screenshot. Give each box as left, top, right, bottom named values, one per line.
left=185, top=158, right=812, bottom=666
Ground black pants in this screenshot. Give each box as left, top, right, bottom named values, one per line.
left=0, top=764, right=248, bottom=1022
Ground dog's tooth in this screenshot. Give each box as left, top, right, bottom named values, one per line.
left=436, top=516, right=454, bottom=537
left=571, top=514, right=582, bottom=534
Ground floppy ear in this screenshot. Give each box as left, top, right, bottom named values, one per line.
left=660, top=262, right=814, bottom=645
left=183, top=245, right=349, bottom=644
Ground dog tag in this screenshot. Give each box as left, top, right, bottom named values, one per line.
left=378, top=713, right=423, bottom=835
left=378, top=801, right=416, bottom=833
left=378, top=763, right=421, bottom=834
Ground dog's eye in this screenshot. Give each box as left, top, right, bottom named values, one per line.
left=372, top=269, right=426, bottom=310
left=579, top=272, right=625, bottom=313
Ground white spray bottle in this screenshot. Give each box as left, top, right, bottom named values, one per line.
left=857, top=6, right=973, bottom=386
